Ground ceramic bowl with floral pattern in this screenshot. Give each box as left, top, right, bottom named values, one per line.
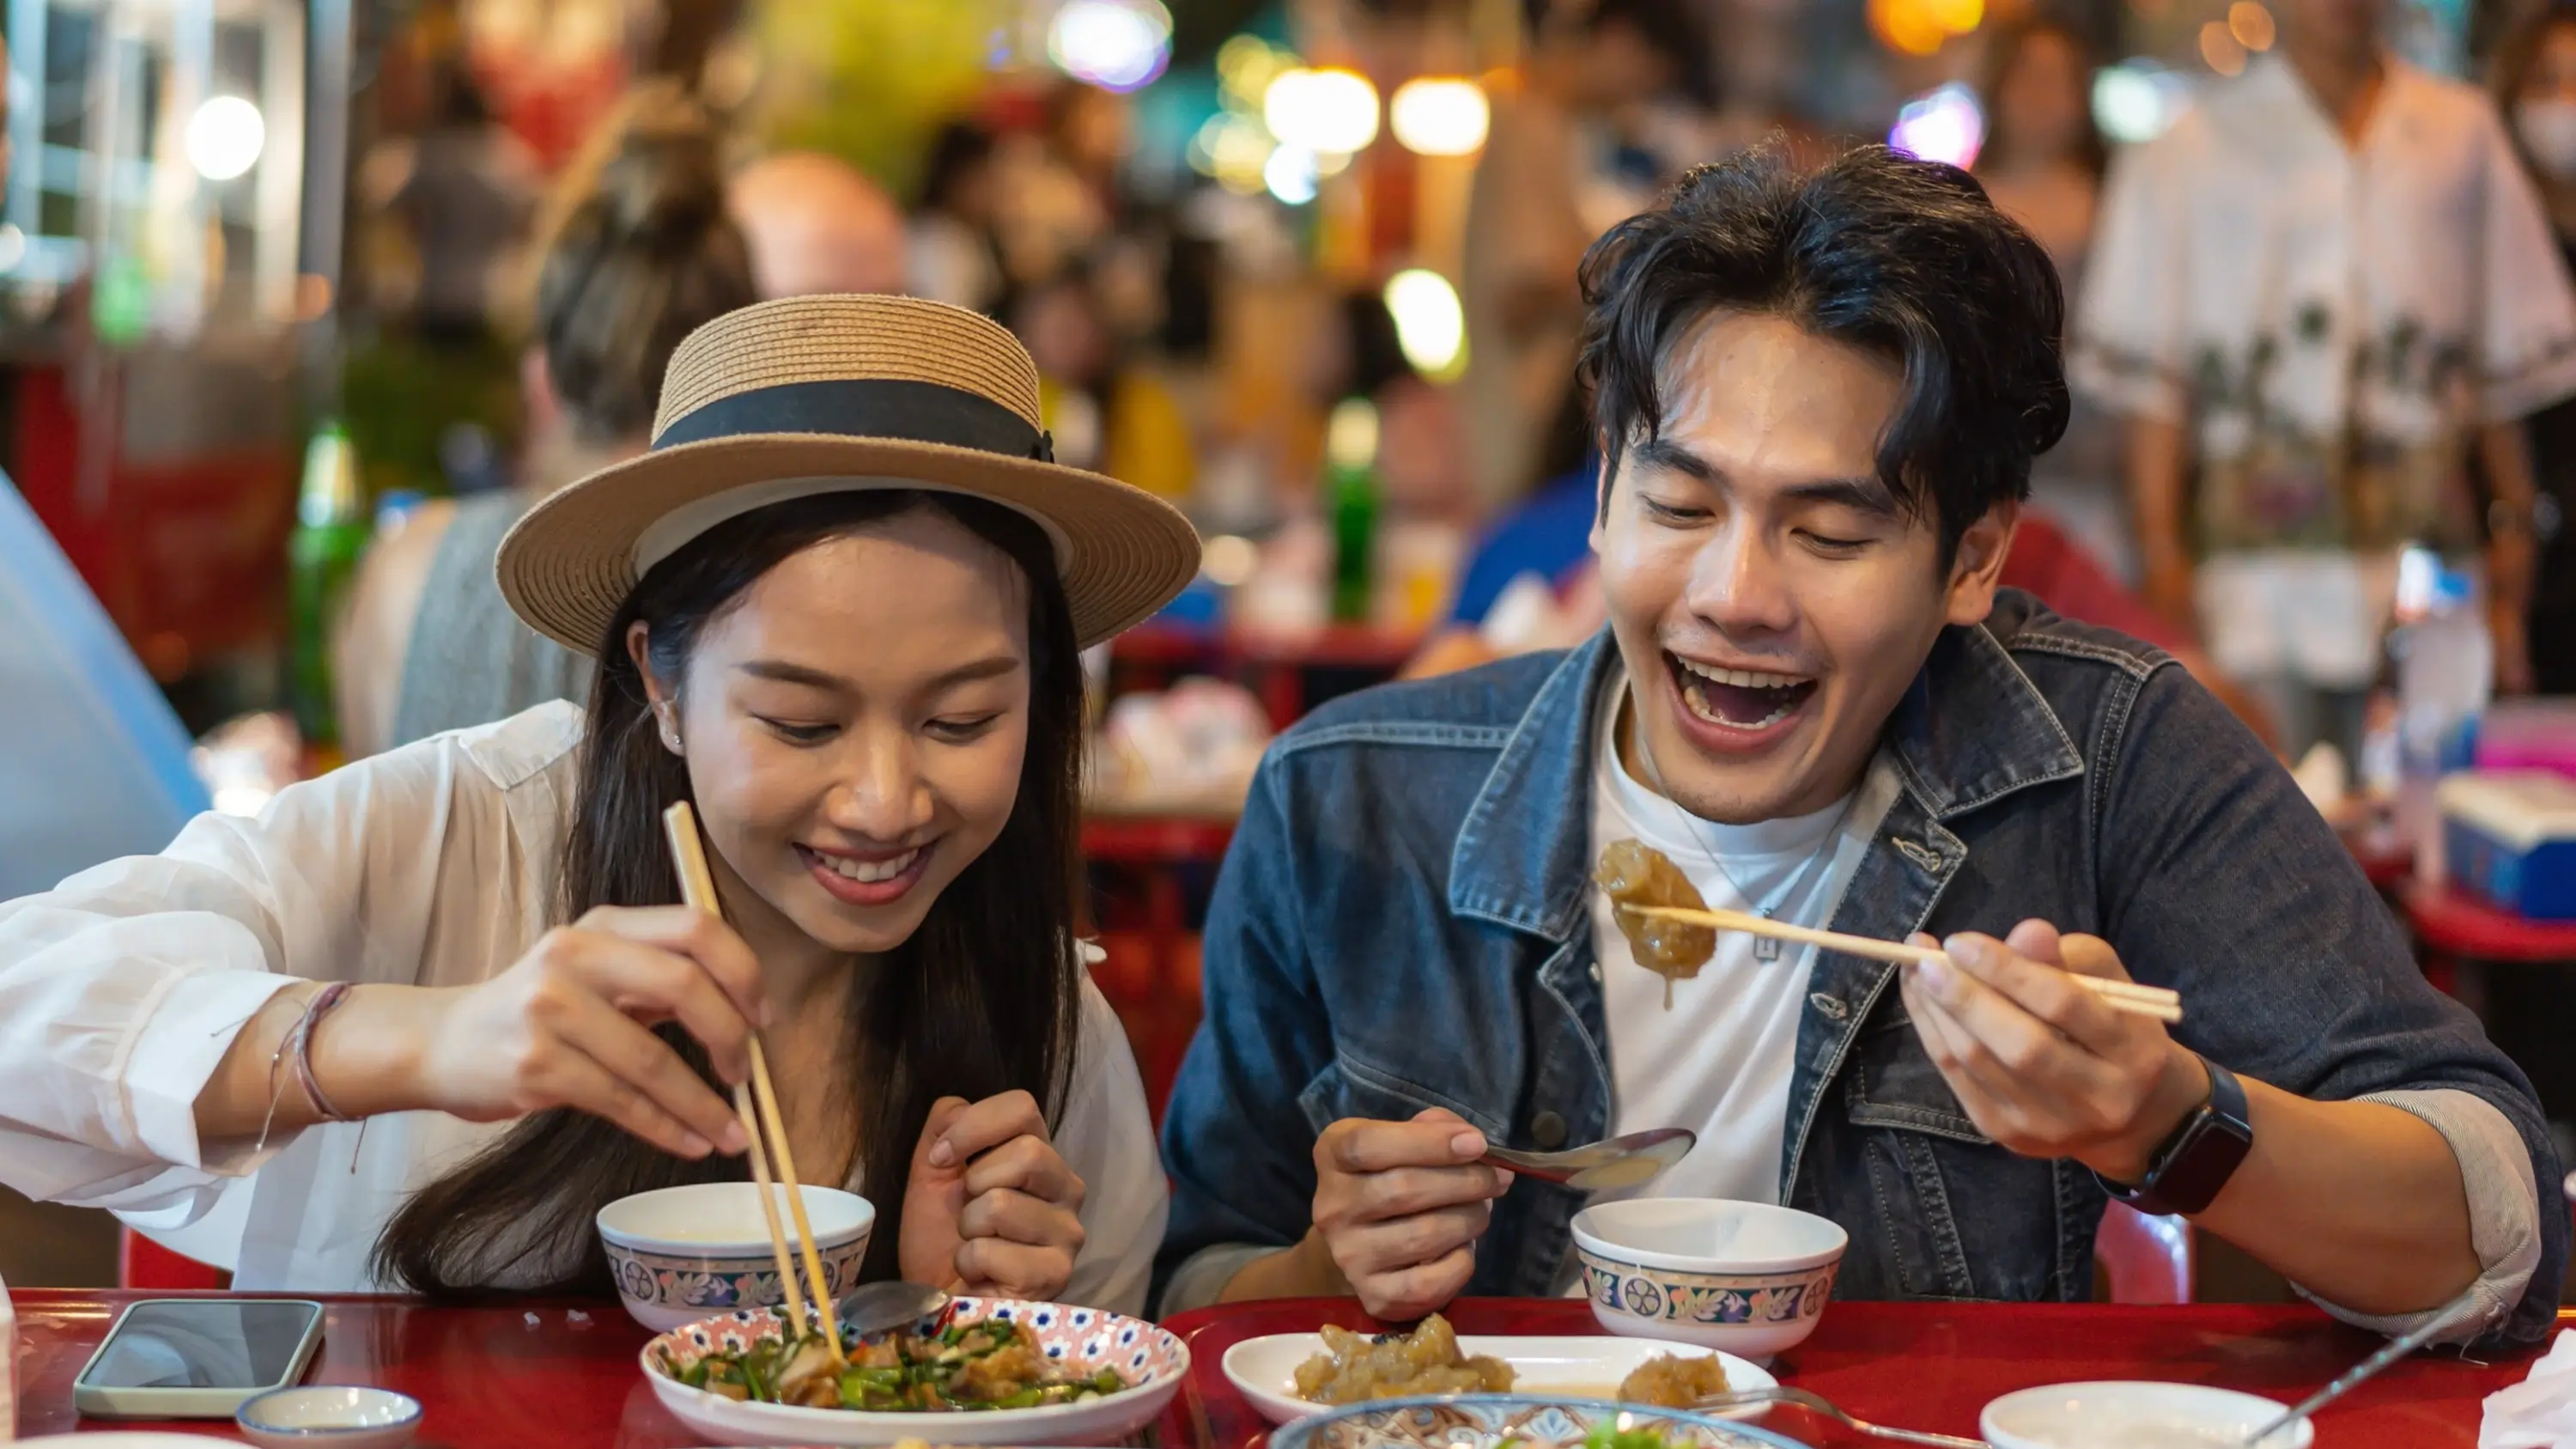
left=1268, top=1394, right=1807, bottom=1449
left=1571, top=1198, right=1847, bottom=1359
left=595, top=1182, right=874, bottom=1332
left=638, top=1296, right=1189, bottom=1446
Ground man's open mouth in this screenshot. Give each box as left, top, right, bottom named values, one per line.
left=1667, top=650, right=1818, bottom=730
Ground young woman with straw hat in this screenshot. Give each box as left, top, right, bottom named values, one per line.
left=0, top=294, right=1201, bottom=1312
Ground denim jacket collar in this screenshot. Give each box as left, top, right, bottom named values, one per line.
left=1445, top=620, right=2086, bottom=942
left=1886, top=622, right=2087, bottom=820
left=1446, top=631, right=1623, bottom=942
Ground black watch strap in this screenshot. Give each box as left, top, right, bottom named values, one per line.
left=2096, top=1056, right=2252, bottom=1217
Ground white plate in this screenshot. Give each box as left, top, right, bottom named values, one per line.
left=1981, top=1380, right=2317, bottom=1449
left=641, top=1298, right=1188, bottom=1447
left=1220, top=1334, right=1776, bottom=1426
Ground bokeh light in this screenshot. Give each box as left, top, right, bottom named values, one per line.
left=2092, top=59, right=2192, bottom=143
left=1047, top=0, right=1173, bottom=94
left=1264, top=144, right=1319, bottom=204
left=1384, top=269, right=1467, bottom=380
left=1888, top=82, right=1985, bottom=168
left=2228, top=2, right=2275, bottom=51
left=185, top=95, right=265, bottom=180
left=1389, top=77, right=1491, bottom=155
left=1264, top=67, right=1380, bottom=156
left=2199, top=20, right=2248, bottom=76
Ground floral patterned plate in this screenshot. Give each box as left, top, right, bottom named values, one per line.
left=1267, top=1395, right=1810, bottom=1449
left=640, top=1297, right=1188, bottom=1446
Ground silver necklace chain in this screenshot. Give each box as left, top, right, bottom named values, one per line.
left=1620, top=684, right=1856, bottom=962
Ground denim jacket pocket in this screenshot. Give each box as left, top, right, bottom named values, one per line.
left=1842, top=1012, right=1994, bottom=1299
left=1297, top=1052, right=1508, bottom=1141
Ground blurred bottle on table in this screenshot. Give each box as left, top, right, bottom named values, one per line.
left=288, top=421, right=368, bottom=756
left=2386, top=547, right=2494, bottom=880
left=1326, top=397, right=1381, bottom=624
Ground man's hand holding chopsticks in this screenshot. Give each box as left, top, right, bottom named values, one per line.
left=1898, top=917, right=2210, bottom=1184
left=902, top=1090, right=1087, bottom=1300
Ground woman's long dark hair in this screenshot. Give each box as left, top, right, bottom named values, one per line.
left=376, top=489, right=1087, bottom=1297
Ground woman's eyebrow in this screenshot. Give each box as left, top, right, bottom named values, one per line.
left=733, top=654, right=1023, bottom=692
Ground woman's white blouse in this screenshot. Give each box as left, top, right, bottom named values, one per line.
left=0, top=701, right=1169, bottom=1312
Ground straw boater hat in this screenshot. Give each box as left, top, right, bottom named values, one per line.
left=497, top=293, right=1201, bottom=653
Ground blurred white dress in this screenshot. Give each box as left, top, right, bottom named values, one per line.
left=0, top=701, right=1168, bottom=1312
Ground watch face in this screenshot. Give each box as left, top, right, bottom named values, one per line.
left=2104, top=1060, right=2254, bottom=1218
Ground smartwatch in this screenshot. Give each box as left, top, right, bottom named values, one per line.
left=2096, top=1055, right=2251, bottom=1217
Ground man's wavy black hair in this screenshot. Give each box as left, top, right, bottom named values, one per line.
left=1576, top=143, right=2072, bottom=566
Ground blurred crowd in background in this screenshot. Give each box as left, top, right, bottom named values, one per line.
left=10, top=0, right=2576, bottom=782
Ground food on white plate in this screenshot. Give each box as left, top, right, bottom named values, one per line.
left=676, top=1315, right=1127, bottom=1410
left=1614, top=1353, right=1729, bottom=1409
left=1291, top=1316, right=1516, bottom=1404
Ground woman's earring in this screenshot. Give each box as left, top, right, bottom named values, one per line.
left=656, top=703, right=683, bottom=753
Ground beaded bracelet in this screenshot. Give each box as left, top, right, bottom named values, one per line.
left=291, top=981, right=355, bottom=1123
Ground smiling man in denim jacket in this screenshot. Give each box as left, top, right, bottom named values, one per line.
left=1154, top=145, right=2567, bottom=1346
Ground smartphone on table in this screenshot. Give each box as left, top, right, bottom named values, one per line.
left=72, top=1299, right=325, bottom=1418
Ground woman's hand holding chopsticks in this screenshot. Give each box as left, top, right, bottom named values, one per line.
left=414, top=904, right=769, bottom=1160
left=902, top=1090, right=1089, bottom=1301
left=1898, top=917, right=2212, bottom=1184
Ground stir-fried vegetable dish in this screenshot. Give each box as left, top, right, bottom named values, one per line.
left=674, top=1315, right=1129, bottom=1411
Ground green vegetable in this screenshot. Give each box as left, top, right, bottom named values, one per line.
left=1583, top=1422, right=1675, bottom=1449
left=678, top=1360, right=710, bottom=1390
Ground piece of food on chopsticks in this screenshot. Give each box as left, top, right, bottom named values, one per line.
left=1594, top=839, right=1716, bottom=1008
left=1615, top=1352, right=1728, bottom=1409
left=1291, top=1314, right=1516, bottom=1404
left=677, top=1315, right=1128, bottom=1410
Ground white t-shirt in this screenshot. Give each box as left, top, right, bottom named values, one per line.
left=1585, top=683, right=1900, bottom=1214
left=0, top=702, right=1169, bottom=1312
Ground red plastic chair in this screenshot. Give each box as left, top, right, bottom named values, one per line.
left=118, top=1227, right=225, bottom=1291
left=2095, top=1202, right=2193, bottom=1305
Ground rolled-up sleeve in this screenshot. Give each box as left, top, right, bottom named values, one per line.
left=2099, top=665, right=2569, bottom=1347
left=0, top=742, right=447, bottom=1215
left=2292, top=1088, right=2543, bottom=1344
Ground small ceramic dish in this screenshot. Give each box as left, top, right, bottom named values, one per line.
left=595, top=1181, right=875, bottom=1331
left=1980, top=1380, right=2316, bottom=1448
left=639, top=1296, right=1188, bottom=1446
left=1267, top=1392, right=1808, bottom=1449
left=234, top=1385, right=424, bottom=1449
left=1571, top=1197, right=1848, bottom=1358
left=1221, top=1333, right=1776, bottom=1425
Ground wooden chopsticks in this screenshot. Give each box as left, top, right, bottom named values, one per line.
left=1619, top=902, right=2184, bottom=1024
left=662, top=801, right=847, bottom=1361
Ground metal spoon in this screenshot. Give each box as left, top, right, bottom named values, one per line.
left=1692, top=1385, right=1984, bottom=1447
left=835, top=1280, right=951, bottom=1340
left=1483, top=1128, right=1695, bottom=1191
left=2240, top=1288, right=2484, bottom=1445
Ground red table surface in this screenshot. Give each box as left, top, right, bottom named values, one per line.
left=1155, top=1297, right=2571, bottom=1449
left=12, top=1292, right=696, bottom=1446
left=14, top=1292, right=2565, bottom=1446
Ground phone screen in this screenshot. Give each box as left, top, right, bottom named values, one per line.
left=78, top=1300, right=320, bottom=1390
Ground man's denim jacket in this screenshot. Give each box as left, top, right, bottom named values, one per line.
left=1154, top=592, right=2568, bottom=1343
